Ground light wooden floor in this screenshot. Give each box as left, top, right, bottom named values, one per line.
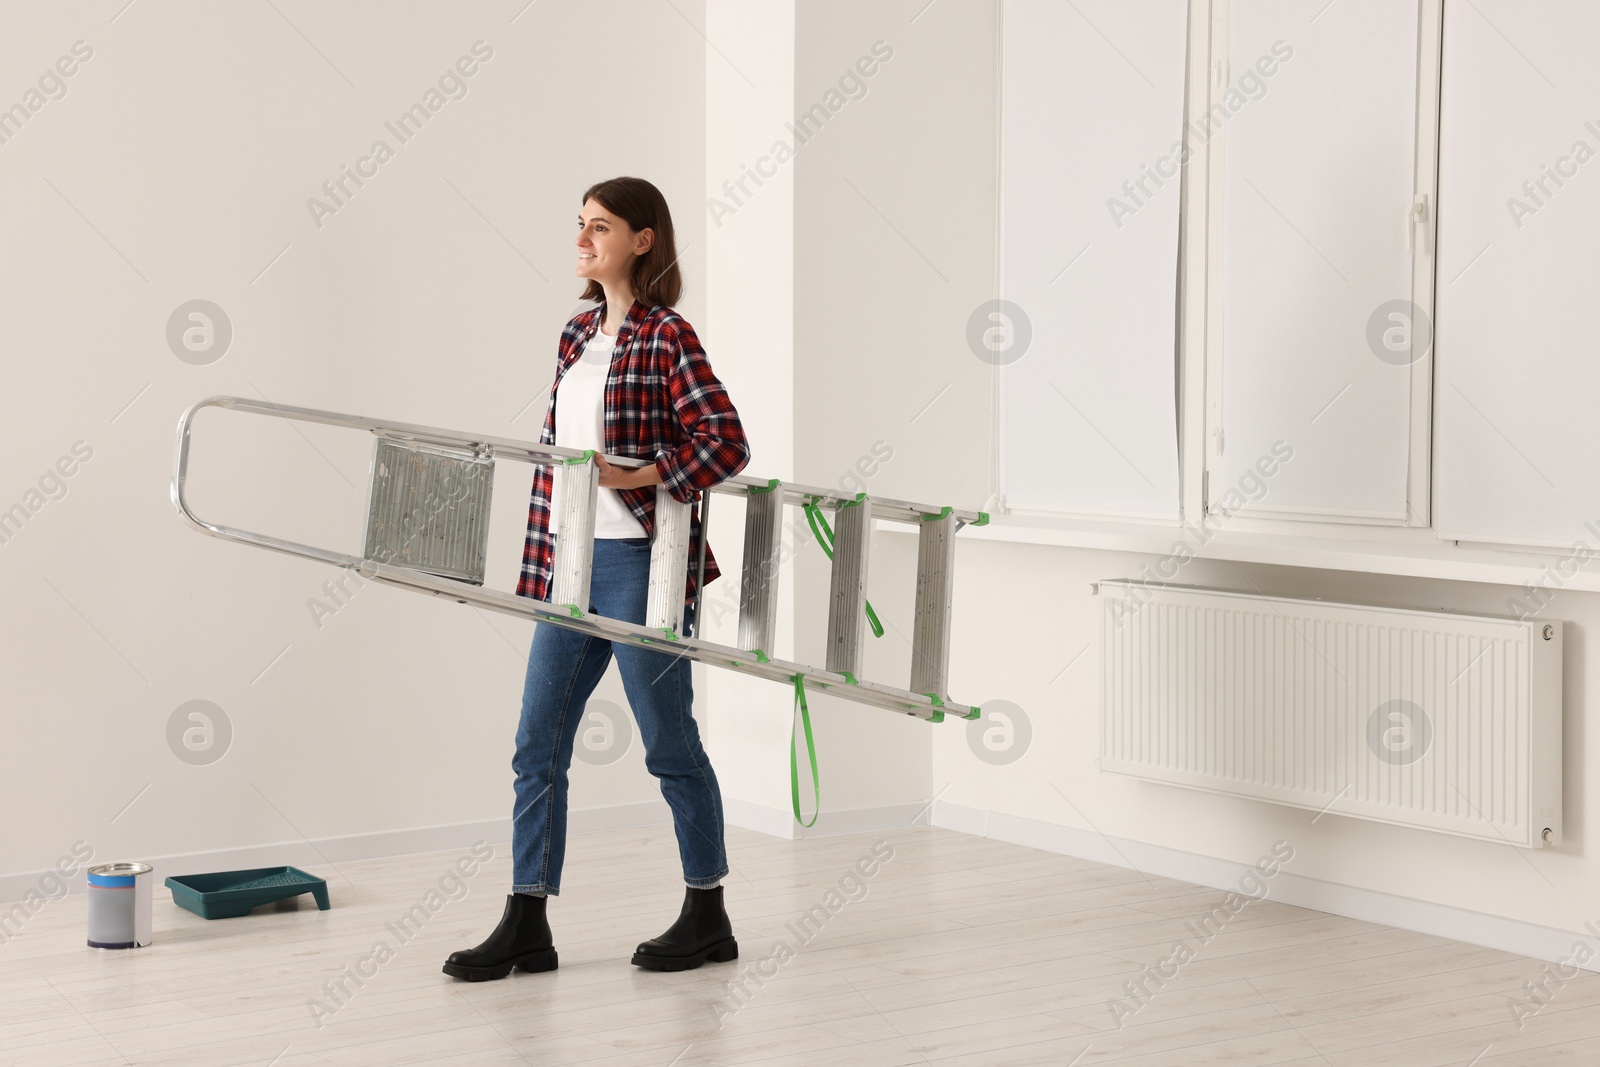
left=5, top=823, right=1599, bottom=1066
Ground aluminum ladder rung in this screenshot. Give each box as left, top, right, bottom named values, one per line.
left=910, top=508, right=957, bottom=699
left=738, top=482, right=784, bottom=656
left=550, top=455, right=599, bottom=612
left=554, top=458, right=695, bottom=636
left=647, top=487, right=693, bottom=634
left=824, top=497, right=872, bottom=677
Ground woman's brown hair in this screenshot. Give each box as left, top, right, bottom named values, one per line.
left=578, top=176, right=682, bottom=309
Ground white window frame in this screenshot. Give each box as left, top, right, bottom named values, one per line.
left=989, top=0, right=1188, bottom=528
left=1197, top=0, right=1443, bottom=536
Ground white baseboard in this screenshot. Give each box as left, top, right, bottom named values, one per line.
left=722, top=797, right=932, bottom=840
left=934, top=801, right=1600, bottom=976
left=0, top=800, right=672, bottom=904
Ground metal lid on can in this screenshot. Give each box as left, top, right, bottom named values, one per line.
left=87, top=862, right=153, bottom=877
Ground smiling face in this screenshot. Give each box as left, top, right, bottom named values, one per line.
left=576, top=198, right=653, bottom=291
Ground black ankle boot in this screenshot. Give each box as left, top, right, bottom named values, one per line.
left=631, top=885, right=738, bottom=971
left=442, top=893, right=557, bottom=981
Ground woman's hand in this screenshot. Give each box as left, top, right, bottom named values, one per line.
left=594, top=453, right=664, bottom=490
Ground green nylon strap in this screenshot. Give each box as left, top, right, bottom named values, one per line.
left=801, top=498, right=885, bottom=639
left=790, top=674, right=819, bottom=828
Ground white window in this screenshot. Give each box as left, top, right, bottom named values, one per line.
left=994, top=0, right=1600, bottom=575
left=997, top=0, right=1189, bottom=523
left=1205, top=0, right=1438, bottom=529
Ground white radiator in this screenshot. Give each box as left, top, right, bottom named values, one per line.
left=1098, top=580, right=1563, bottom=848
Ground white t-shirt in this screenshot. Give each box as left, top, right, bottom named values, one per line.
left=547, top=319, right=650, bottom=539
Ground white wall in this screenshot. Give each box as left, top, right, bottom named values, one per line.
left=783, top=0, right=1001, bottom=826
left=0, top=0, right=706, bottom=886
left=700, top=0, right=801, bottom=830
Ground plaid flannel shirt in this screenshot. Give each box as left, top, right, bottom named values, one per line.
left=515, top=298, right=751, bottom=609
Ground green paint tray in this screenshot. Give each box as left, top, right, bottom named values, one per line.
left=165, top=866, right=331, bottom=919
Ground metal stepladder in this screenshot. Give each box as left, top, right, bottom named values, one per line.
left=171, top=396, right=988, bottom=821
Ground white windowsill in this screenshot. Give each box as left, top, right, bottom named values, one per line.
left=877, top=512, right=1599, bottom=594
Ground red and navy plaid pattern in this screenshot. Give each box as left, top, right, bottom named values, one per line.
left=516, top=299, right=751, bottom=609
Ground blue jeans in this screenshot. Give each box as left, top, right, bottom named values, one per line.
left=511, top=536, right=728, bottom=894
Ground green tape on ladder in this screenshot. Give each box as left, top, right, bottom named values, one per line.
left=803, top=497, right=885, bottom=639
left=791, top=675, right=819, bottom=828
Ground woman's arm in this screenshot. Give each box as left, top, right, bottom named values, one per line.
left=596, top=454, right=663, bottom=489
left=650, top=318, right=751, bottom=501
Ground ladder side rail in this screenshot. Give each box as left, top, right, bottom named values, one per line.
left=356, top=557, right=954, bottom=719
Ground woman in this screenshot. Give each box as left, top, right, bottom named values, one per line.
left=444, top=176, right=751, bottom=981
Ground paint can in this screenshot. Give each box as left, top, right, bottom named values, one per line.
left=86, top=863, right=153, bottom=949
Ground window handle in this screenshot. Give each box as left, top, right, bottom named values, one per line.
left=1406, top=194, right=1430, bottom=255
